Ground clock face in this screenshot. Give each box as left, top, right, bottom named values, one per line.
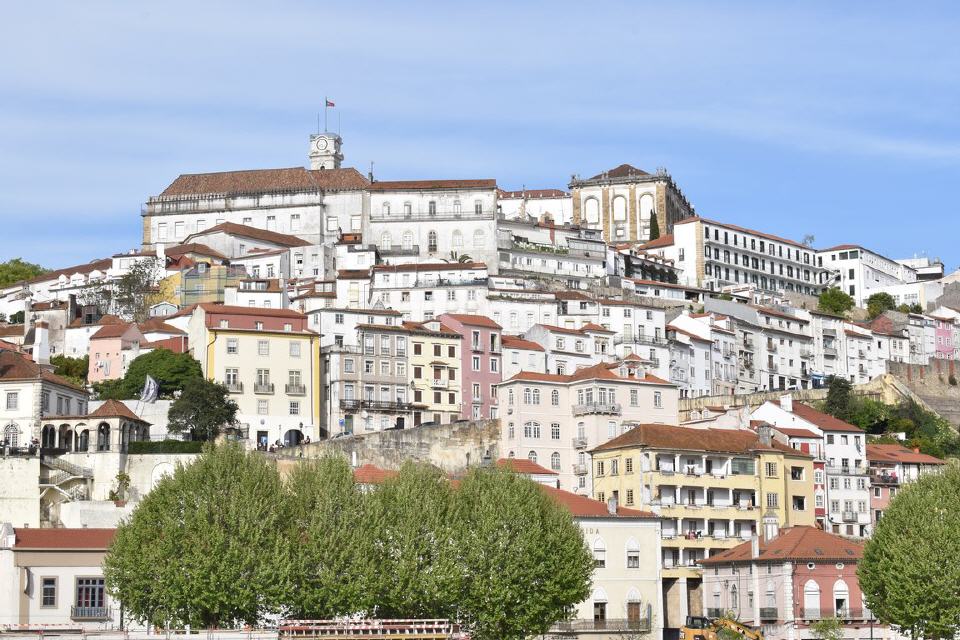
left=315, top=138, right=329, bottom=151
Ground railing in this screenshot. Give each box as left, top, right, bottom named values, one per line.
left=572, top=402, right=621, bottom=416
left=742, top=338, right=754, bottom=350
left=42, top=456, right=93, bottom=479
left=378, top=244, right=420, bottom=256
left=572, top=437, right=588, bottom=449
left=825, top=465, right=868, bottom=475
left=823, top=346, right=838, bottom=357
left=551, top=618, right=652, bottom=633
left=767, top=341, right=778, bottom=353
left=842, top=510, right=858, bottom=522
left=370, top=208, right=496, bottom=222
left=71, top=606, right=112, bottom=620
left=768, top=362, right=779, bottom=373
left=871, top=471, right=900, bottom=485
left=431, top=379, right=447, bottom=389
left=1, top=445, right=38, bottom=457
left=572, top=463, right=588, bottom=475
left=759, top=607, right=778, bottom=621
left=822, top=328, right=838, bottom=337
left=254, top=383, right=275, bottom=394
left=340, top=399, right=415, bottom=413
left=614, top=334, right=668, bottom=346
left=224, top=381, right=244, bottom=393
left=285, top=384, right=307, bottom=395
left=799, top=608, right=872, bottom=621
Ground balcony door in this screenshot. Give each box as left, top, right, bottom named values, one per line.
left=627, top=601, right=641, bottom=623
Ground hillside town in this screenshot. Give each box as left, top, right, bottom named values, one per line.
left=1, top=130, right=958, bottom=640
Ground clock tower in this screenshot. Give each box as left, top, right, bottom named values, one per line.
left=308, top=133, right=343, bottom=170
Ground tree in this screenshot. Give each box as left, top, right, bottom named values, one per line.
left=283, top=456, right=374, bottom=618
left=866, top=292, right=897, bottom=320
left=94, top=348, right=202, bottom=400
left=363, top=462, right=460, bottom=619
left=0, top=258, right=47, bottom=288
left=8, top=310, right=24, bottom=324
left=451, top=467, right=593, bottom=640
left=823, top=376, right=854, bottom=421
left=859, top=464, right=960, bottom=640
left=802, top=234, right=816, bottom=248
left=167, top=379, right=238, bottom=441
left=80, top=258, right=161, bottom=322
left=818, top=287, right=855, bottom=316
left=103, top=443, right=292, bottom=628
left=50, top=354, right=89, bottom=387
left=810, top=617, right=844, bottom=640
left=648, top=213, right=660, bottom=241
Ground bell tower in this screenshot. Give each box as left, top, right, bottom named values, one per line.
left=309, top=133, right=343, bottom=170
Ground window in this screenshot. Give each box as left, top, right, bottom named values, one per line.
left=41, top=577, right=56, bottom=607
left=258, top=340, right=269, bottom=356
left=551, top=423, right=560, bottom=440
left=765, top=462, right=778, bottom=477
left=593, top=539, right=606, bottom=568
left=490, top=357, right=498, bottom=373
left=528, top=450, right=538, bottom=464
left=472, top=356, right=481, bottom=371
left=653, top=391, right=662, bottom=408
left=289, top=342, right=301, bottom=358
left=630, top=389, right=639, bottom=406
left=289, top=401, right=300, bottom=415
left=257, top=399, right=269, bottom=415
left=428, top=231, right=438, bottom=252
left=5, top=392, right=18, bottom=410
left=626, top=457, right=634, bottom=474
left=326, top=216, right=338, bottom=232
left=227, top=338, right=239, bottom=354
left=75, top=577, right=105, bottom=611
left=551, top=451, right=561, bottom=471
left=551, top=389, right=560, bottom=405
left=766, top=493, right=779, bottom=508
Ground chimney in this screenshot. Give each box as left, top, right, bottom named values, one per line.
left=913, top=447, right=920, bottom=453
left=757, top=424, right=773, bottom=447
left=750, top=533, right=760, bottom=559
left=607, top=496, right=618, bottom=515
left=33, top=321, right=50, bottom=365
left=780, top=394, right=793, bottom=413
left=763, top=511, right=779, bottom=541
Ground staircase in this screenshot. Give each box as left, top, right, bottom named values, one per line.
left=42, top=456, right=94, bottom=479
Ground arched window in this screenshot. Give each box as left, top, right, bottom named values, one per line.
left=551, top=451, right=561, bottom=471
left=532, top=389, right=541, bottom=404
left=593, top=538, right=606, bottom=568
left=428, top=231, right=438, bottom=252
left=833, top=579, right=850, bottom=617
left=97, top=423, right=111, bottom=452
left=523, top=388, right=532, bottom=404
left=584, top=198, right=600, bottom=224
left=612, top=195, right=627, bottom=221
left=527, top=450, right=538, bottom=464
left=626, top=539, right=641, bottom=568
left=41, top=424, right=56, bottom=448
left=473, top=229, right=485, bottom=249
left=382, top=202, right=391, bottom=216
left=523, top=422, right=541, bottom=438
left=507, top=389, right=514, bottom=405
left=639, top=193, right=655, bottom=238
left=452, top=230, right=463, bottom=249
left=77, top=429, right=89, bottom=452
left=803, top=580, right=821, bottom=618
left=380, top=232, right=392, bottom=249
left=3, top=423, right=19, bottom=448
left=551, top=389, right=560, bottom=405
left=578, top=451, right=586, bottom=466
left=401, top=231, right=414, bottom=250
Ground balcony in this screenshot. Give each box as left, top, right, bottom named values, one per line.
left=71, top=606, right=112, bottom=621
left=552, top=618, right=652, bottom=634
left=430, top=379, right=447, bottom=389
left=371, top=208, right=496, bottom=222
left=822, top=328, right=838, bottom=337
left=614, top=334, right=668, bottom=347
left=254, top=382, right=275, bottom=394
left=285, top=383, right=307, bottom=395
left=573, top=463, right=589, bottom=475
left=824, top=346, right=838, bottom=357
left=842, top=510, right=858, bottom=522
left=760, top=607, right=778, bottom=621
left=826, top=465, right=868, bottom=475
left=223, top=381, right=243, bottom=393
left=378, top=244, right=420, bottom=256
left=742, top=337, right=754, bottom=351
left=871, top=471, right=900, bottom=485
left=799, top=608, right=871, bottom=622
left=572, top=437, right=588, bottom=449
left=340, top=399, right=415, bottom=413
left=766, top=341, right=778, bottom=353
left=768, top=362, right=779, bottom=373
left=572, top=402, right=621, bottom=416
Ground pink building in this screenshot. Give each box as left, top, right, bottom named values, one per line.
left=701, top=523, right=894, bottom=640
left=867, top=443, right=944, bottom=527
left=88, top=323, right=147, bottom=383
left=931, top=314, right=956, bottom=359
left=437, top=313, right=502, bottom=420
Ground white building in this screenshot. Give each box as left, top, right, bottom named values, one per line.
left=523, top=323, right=617, bottom=376
left=497, top=188, right=572, bottom=224
left=817, top=244, right=917, bottom=307
left=369, top=262, right=489, bottom=321
left=495, top=216, right=607, bottom=290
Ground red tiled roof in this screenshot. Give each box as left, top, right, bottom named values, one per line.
left=866, top=444, right=945, bottom=465
left=90, top=323, right=138, bottom=340
left=159, top=167, right=368, bottom=197
left=89, top=399, right=148, bottom=423
left=138, top=319, right=187, bottom=335
left=163, top=243, right=228, bottom=261
left=638, top=234, right=675, bottom=250
left=19, top=258, right=112, bottom=286
left=498, top=188, right=569, bottom=198
left=702, top=526, right=862, bottom=564
left=592, top=423, right=809, bottom=456
left=352, top=464, right=398, bottom=484
left=336, top=269, right=371, bottom=279
left=773, top=426, right=821, bottom=439
left=367, top=179, right=497, bottom=191
left=440, top=314, right=501, bottom=329
left=502, top=336, right=545, bottom=352
left=309, top=168, right=371, bottom=191
left=588, top=163, right=651, bottom=181
left=505, top=363, right=672, bottom=386
left=200, top=303, right=305, bottom=319
left=0, top=325, right=24, bottom=337
left=772, top=401, right=864, bottom=433
left=14, top=528, right=115, bottom=550
left=0, top=349, right=83, bottom=390
left=541, top=485, right=656, bottom=518
left=756, top=306, right=809, bottom=323
left=497, top=458, right=558, bottom=475
left=190, top=222, right=311, bottom=248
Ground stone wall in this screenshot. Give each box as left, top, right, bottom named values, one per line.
left=274, top=419, right=501, bottom=475
left=0, top=455, right=39, bottom=528
left=887, top=360, right=960, bottom=428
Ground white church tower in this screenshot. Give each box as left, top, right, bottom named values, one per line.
left=308, top=133, right=343, bottom=170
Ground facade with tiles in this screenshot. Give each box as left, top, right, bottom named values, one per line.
left=437, top=314, right=502, bottom=420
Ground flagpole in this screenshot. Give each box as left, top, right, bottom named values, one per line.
left=324, top=96, right=328, bottom=133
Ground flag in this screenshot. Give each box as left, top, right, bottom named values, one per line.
left=325, top=99, right=335, bottom=107
left=140, top=374, right=160, bottom=403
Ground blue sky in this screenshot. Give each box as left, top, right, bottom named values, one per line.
left=1, top=1, right=959, bottom=270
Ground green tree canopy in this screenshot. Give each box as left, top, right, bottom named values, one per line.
left=0, top=258, right=47, bottom=288
left=648, top=213, right=660, bottom=241
left=823, top=376, right=854, bottom=421
left=859, top=464, right=960, bottom=640
left=451, top=467, right=593, bottom=640
left=103, top=443, right=291, bottom=628
left=867, top=292, right=897, bottom=319
left=8, top=310, right=24, bottom=325
left=818, top=287, right=855, bottom=316
left=94, top=348, right=202, bottom=400
left=51, top=354, right=89, bottom=387
left=167, top=379, right=238, bottom=441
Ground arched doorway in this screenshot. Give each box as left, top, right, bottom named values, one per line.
left=3, top=423, right=20, bottom=448
left=283, top=429, right=304, bottom=447
left=97, top=423, right=111, bottom=452
left=833, top=579, right=849, bottom=618
left=804, top=580, right=821, bottom=618
left=41, top=424, right=57, bottom=448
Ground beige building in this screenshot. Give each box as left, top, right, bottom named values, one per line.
left=590, top=423, right=815, bottom=633
left=544, top=487, right=663, bottom=640
left=407, top=319, right=463, bottom=426
left=569, top=164, right=694, bottom=244
left=499, top=358, right=679, bottom=495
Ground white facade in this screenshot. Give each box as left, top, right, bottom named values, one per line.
left=818, top=245, right=917, bottom=307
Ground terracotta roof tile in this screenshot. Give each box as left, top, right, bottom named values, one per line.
left=541, top=486, right=656, bottom=518
left=439, top=314, right=502, bottom=329
left=497, top=458, right=558, bottom=475
left=89, top=399, right=148, bottom=423
left=772, top=401, right=864, bottom=433
left=367, top=179, right=497, bottom=191
left=371, top=262, right=487, bottom=273
left=702, top=526, right=862, bottom=564
left=588, top=163, right=651, bottom=181
left=638, top=234, right=675, bottom=250
left=866, top=443, right=944, bottom=465
left=675, top=216, right=812, bottom=249
left=0, top=350, right=83, bottom=390
left=352, top=464, right=398, bottom=484
left=159, top=167, right=368, bottom=197
left=19, top=258, right=112, bottom=286
left=90, top=323, right=138, bottom=340
left=502, top=336, right=545, bottom=352
left=14, top=528, right=115, bottom=550
left=200, top=303, right=305, bottom=319
left=592, top=423, right=809, bottom=456
left=190, top=222, right=311, bottom=248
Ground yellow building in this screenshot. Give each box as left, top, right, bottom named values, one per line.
left=405, top=319, right=462, bottom=426
left=590, top=423, right=814, bottom=631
